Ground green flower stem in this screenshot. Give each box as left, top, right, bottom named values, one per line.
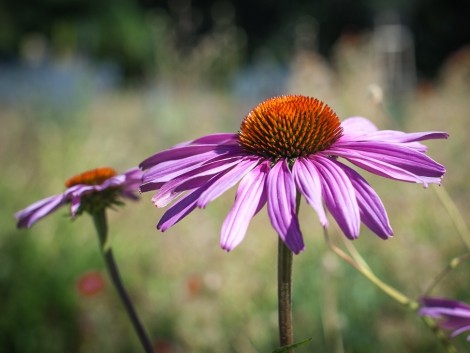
left=92, top=209, right=154, bottom=353
left=433, top=185, right=470, bottom=251
left=278, top=239, right=294, bottom=351
left=323, top=227, right=416, bottom=309
left=324, top=228, right=459, bottom=353
left=421, top=316, right=458, bottom=353
left=277, top=194, right=302, bottom=352
left=423, top=252, right=470, bottom=296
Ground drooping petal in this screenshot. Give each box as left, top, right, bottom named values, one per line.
left=189, top=133, right=239, bottom=145
left=292, top=158, right=328, bottom=226
left=420, top=297, right=470, bottom=340
left=152, top=175, right=212, bottom=207
left=363, top=131, right=448, bottom=145
left=336, top=162, right=393, bottom=239
left=141, top=150, right=238, bottom=186
left=340, top=117, right=448, bottom=144
left=266, top=159, right=304, bottom=254
left=340, top=129, right=448, bottom=152
left=197, top=157, right=260, bottom=208
left=174, top=133, right=239, bottom=147
left=120, top=169, right=142, bottom=200
left=157, top=187, right=207, bottom=231
left=153, top=157, right=241, bottom=207
left=314, top=156, right=361, bottom=239
left=452, top=325, right=470, bottom=339
left=140, top=143, right=241, bottom=169
left=70, top=193, right=83, bottom=216
left=420, top=298, right=470, bottom=317
left=339, top=117, right=448, bottom=152
left=121, top=167, right=144, bottom=191
left=340, top=117, right=378, bottom=135
left=326, top=141, right=446, bottom=186
left=66, top=185, right=97, bottom=216
left=15, top=194, right=67, bottom=228
left=220, top=161, right=269, bottom=251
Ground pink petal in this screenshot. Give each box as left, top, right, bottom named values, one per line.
left=140, top=144, right=240, bottom=169
left=266, top=159, right=304, bottom=254
left=337, top=162, right=393, bottom=239
left=326, top=141, right=445, bottom=186
left=314, top=156, right=360, bottom=239
left=292, top=158, right=328, bottom=226
left=197, top=157, right=260, bottom=208
left=153, top=158, right=240, bottom=207
left=157, top=188, right=206, bottom=231
left=189, top=133, right=239, bottom=145
left=141, top=151, right=234, bottom=185
left=15, top=194, right=66, bottom=228
left=220, top=161, right=269, bottom=251
left=341, top=117, right=378, bottom=135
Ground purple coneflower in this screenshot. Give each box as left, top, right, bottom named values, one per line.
left=420, top=297, right=470, bottom=341
left=140, top=95, right=447, bottom=254
left=15, top=166, right=153, bottom=353
left=16, top=167, right=142, bottom=228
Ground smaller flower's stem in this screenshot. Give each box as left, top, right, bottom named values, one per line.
left=278, top=239, right=294, bottom=351
left=324, top=228, right=459, bottom=353
left=92, top=210, right=154, bottom=353
left=420, top=316, right=458, bottom=353
left=433, top=185, right=470, bottom=251
left=423, top=252, right=470, bottom=296
left=323, top=227, right=416, bottom=309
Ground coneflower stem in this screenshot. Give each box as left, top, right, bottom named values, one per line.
left=277, top=194, right=301, bottom=352
left=278, top=239, right=294, bottom=351
left=91, top=209, right=154, bottom=353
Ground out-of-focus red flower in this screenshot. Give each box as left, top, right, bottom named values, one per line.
left=77, top=271, right=106, bottom=297
left=186, top=274, right=203, bottom=299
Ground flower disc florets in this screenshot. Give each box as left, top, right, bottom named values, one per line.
left=238, top=95, right=343, bottom=161
left=64, top=167, right=121, bottom=215
left=65, top=167, right=117, bottom=187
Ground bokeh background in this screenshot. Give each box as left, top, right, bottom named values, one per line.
left=1, top=0, right=470, bottom=352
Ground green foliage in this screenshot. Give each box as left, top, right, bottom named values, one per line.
left=0, top=233, right=80, bottom=353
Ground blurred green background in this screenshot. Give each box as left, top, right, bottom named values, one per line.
left=1, top=0, right=470, bottom=352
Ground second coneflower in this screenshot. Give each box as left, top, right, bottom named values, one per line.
left=140, top=95, right=447, bottom=254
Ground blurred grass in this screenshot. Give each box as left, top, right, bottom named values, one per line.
left=1, top=37, right=470, bottom=353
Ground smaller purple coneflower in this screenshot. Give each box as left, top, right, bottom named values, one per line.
left=139, top=95, right=447, bottom=254
left=16, top=167, right=141, bottom=228
left=15, top=166, right=153, bottom=353
left=420, top=297, right=470, bottom=341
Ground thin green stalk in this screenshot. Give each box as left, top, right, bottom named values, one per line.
left=92, top=209, right=154, bottom=353
left=323, top=228, right=458, bottom=353
left=423, top=252, right=470, bottom=296
left=420, top=316, right=458, bottom=353
left=433, top=185, right=470, bottom=251
left=323, top=227, right=415, bottom=308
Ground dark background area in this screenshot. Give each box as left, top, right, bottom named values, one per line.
left=1, top=0, right=469, bottom=81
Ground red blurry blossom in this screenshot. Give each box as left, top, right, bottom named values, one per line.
left=77, top=271, right=106, bottom=297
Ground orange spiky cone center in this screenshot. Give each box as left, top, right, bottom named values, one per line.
left=238, top=95, right=343, bottom=160
left=65, top=167, right=117, bottom=188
